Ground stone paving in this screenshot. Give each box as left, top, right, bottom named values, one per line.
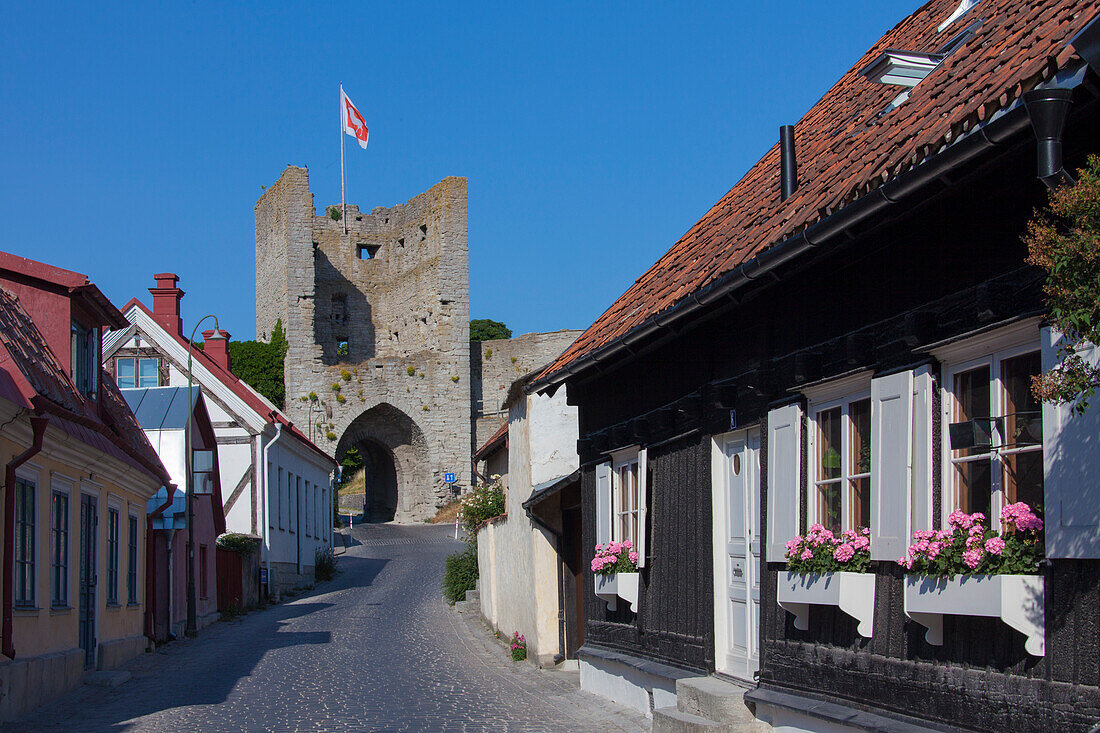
left=12, top=523, right=649, bottom=732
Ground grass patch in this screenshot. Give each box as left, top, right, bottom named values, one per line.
left=442, top=542, right=478, bottom=605
left=430, top=499, right=461, bottom=524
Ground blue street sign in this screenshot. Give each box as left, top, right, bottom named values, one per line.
left=444, top=472, right=456, bottom=484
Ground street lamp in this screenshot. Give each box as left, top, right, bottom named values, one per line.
left=185, top=315, right=223, bottom=638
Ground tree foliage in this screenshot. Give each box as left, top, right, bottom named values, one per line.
left=227, top=318, right=288, bottom=409
left=469, top=319, right=512, bottom=342
left=1025, top=155, right=1100, bottom=413
left=338, top=446, right=364, bottom=487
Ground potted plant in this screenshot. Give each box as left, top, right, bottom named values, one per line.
left=899, top=503, right=1045, bottom=656
left=592, top=541, right=639, bottom=612
left=777, top=525, right=875, bottom=637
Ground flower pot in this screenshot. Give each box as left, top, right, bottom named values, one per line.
left=595, top=572, right=639, bottom=612
left=903, top=574, right=1044, bottom=656
left=776, top=571, right=876, bottom=637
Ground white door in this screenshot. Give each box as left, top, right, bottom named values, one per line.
left=713, top=431, right=760, bottom=680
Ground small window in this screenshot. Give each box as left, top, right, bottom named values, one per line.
left=808, top=396, right=872, bottom=533
left=15, top=476, right=36, bottom=607
left=106, top=508, right=120, bottom=605
left=51, top=490, right=69, bottom=607
left=860, top=50, right=942, bottom=88
left=356, top=243, right=381, bottom=260
left=127, top=515, right=139, bottom=604
left=613, top=458, right=641, bottom=546
left=117, top=356, right=159, bottom=389
left=330, top=294, right=347, bottom=324
left=946, top=348, right=1043, bottom=526
left=71, top=321, right=99, bottom=398
left=336, top=341, right=349, bottom=358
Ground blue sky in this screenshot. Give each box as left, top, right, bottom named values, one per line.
left=0, top=1, right=920, bottom=341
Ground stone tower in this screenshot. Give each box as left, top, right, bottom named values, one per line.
left=255, top=166, right=470, bottom=521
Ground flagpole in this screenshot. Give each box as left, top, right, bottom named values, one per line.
left=340, top=82, right=347, bottom=235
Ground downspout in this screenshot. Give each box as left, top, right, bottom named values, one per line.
left=525, top=505, right=567, bottom=665
left=1022, top=88, right=1075, bottom=188
left=3, top=415, right=49, bottom=659
left=261, top=423, right=284, bottom=597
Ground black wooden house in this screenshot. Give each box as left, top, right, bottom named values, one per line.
left=529, top=1, right=1100, bottom=730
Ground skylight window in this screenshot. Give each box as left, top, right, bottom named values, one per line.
left=860, top=50, right=943, bottom=88
left=938, top=0, right=978, bottom=33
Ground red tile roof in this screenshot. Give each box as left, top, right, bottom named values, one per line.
left=536, top=0, right=1095, bottom=386
left=473, top=420, right=508, bottom=463
left=123, top=298, right=338, bottom=469
left=0, top=287, right=171, bottom=485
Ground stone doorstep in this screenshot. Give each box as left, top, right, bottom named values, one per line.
left=677, top=676, right=760, bottom=726
left=654, top=706, right=730, bottom=733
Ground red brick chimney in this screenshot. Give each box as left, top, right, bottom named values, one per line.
left=148, top=273, right=184, bottom=336
left=202, top=329, right=231, bottom=373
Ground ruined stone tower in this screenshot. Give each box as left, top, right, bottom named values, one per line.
left=256, top=166, right=471, bottom=521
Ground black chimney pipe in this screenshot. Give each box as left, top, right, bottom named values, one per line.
left=1023, top=88, right=1074, bottom=189
left=780, top=125, right=797, bottom=201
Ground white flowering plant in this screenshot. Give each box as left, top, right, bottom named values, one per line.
left=785, top=525, right=872, bottom=574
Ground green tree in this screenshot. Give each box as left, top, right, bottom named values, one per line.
left=469, top=319, right=512, bottom=342
left=1025, top=155, right=1100, bottom=414
left=338, top=446, right=364, bottom=486
left=226, top=318, right=287, bottom=408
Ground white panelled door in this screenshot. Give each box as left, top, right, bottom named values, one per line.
left=713, top=430, right=761, bottom=680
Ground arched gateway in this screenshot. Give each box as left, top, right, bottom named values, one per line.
left=335, top=404, right=429, bottom=522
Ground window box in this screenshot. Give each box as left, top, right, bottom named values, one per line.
left=595, top=572, right=639, bottom=613
left=903, top=574, right=1044, bottom=656
left=776, top=570, right=875, bottom=637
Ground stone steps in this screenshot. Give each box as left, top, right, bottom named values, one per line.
left=652, top=676, right=771, bottom=733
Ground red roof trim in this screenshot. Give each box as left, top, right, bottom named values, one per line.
left=473, top=420, right=508, bottom=463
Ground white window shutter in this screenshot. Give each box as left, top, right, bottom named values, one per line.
left=1042, top=327, right=1100, bottom=558
left=871, top=370, right=914, bottom=561
left=636, top=448, right=648, bottom=568
left=910, top=366, right=934, bottom=533
left=766, top=402, right=802, bottom=562
left=595, top=461, right=612, bottom=548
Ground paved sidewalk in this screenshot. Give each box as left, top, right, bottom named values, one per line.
left=12, top=523, right=649, bottom=732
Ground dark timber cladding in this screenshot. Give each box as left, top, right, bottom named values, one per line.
left=547, top=1, right=1100, bottom=730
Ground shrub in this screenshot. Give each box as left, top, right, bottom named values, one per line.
left=442, top=543, right=478, bottom=604
left=331, top=383, right=341, bottom=392
left=470, top=319, right=512, bottom=342
left=216, top=532, right=258, bottom=555
left=785, top=526, right=871, bottom=574
left=451, top=375, right=460, bottom=383
left=328, top=206, right=341, bottom=221
left=510, top=632, right=527, bottom=662
left=315, top=547, right=337, bottom=581
left=326, top=431, right=337, bottom=441
left=341, top=369, right=352, bottom=382
left=899, top=503, right=1044, bottom=578
left=336, top=393, right=346, bottom=403
left=407, top=365, right=416, bottom=376
left=460, top=477, right=505, bottom=532
left=591, top=541, right=639, bottom=575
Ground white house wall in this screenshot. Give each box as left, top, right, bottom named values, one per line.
left=477, top=388, right=578, bottom=666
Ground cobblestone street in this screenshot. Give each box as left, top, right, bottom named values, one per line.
left=12, top=524, right=648, bottom=732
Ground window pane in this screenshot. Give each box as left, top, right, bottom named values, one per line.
left=817, top=482, right=842, bottom=532
left=1004, top=450, right=1044, bottom=513
left=138, top=358, right=159, bottom=387
left=817, top=407, right=842, bottom=481
left=850, top=476, right=870, bottom=529
left=849, top=400, right=871, bottom=475
left=955, top=366, right=991, bottom=458
left=955, top=459, right=991, bottom=518
left=117, top=358, right=136, bottom=388
left=1002, top=352, right=1042, bottom=448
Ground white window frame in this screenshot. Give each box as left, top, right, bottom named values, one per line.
left=597, top=445, right=649, bottom=569
left=50, top=476, right=72, bottom=608
left=802, top=372, right=873, bottom=533
left=934, top=320, right=1043, bottom=532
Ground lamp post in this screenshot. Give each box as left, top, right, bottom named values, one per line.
left=185, top=315, right=224, bottom=638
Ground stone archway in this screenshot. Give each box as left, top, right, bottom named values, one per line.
left=336, top=403, right=430, bottom=523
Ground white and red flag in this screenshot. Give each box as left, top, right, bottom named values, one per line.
left=341, top=88, right=369, bottom=149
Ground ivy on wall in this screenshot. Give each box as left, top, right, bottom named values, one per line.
left=226, top=319, right=288, bottom=409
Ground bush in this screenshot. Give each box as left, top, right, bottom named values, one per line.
left=442, top=543, right=478, bottom=605
left=226, top=318, right=287, bottom=408
left=315, top=547, right=337, bottom=581
left=216, top=532, right=258, bottom=555
left=470, top=319, right=512, bottom=342
left=460, top=477, right=505, bottom=533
